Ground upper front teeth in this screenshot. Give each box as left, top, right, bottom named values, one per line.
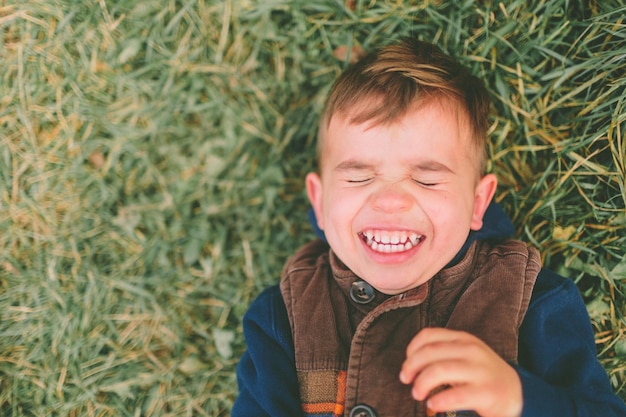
left=362, top=231, right=422, bottom=247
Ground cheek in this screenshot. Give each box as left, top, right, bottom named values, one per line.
left=323, top=189, right=363, bottom=227
left=422, top=191, right=474, bottom=227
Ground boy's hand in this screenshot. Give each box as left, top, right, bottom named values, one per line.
left=399, top=327, right=522, bottom=417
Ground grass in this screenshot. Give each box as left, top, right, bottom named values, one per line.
left=1, top=0, right=625, bottom=415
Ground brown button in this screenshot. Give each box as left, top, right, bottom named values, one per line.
left=350, top=404, right=377, bottom=417
left=350, top=280, right=375, bottom=304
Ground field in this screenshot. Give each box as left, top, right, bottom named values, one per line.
left=1, top=0, right=625, bottom=415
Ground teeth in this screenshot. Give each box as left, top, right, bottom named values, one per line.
left=361, top=230, right=423, bottom=254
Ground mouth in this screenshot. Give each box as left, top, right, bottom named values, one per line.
left=359, top=230, right=424, bottom=254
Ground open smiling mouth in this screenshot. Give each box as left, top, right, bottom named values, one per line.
left=360, top=230, right=424, bottom=253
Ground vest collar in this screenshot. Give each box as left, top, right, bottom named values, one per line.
left=327, top=240, right=483, bottom=317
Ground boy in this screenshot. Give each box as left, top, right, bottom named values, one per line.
left=232, top=38, right=626, bottom=417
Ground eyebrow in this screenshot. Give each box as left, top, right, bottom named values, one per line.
left=334, top=160, right=376, bottom=171
left=410, top=160, right=455, bottom=174
left=334, top=159, right=455, bottom=174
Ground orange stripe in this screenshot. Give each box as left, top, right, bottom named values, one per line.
left=302, top=402, right=339, bottom=413
left=334, top=370, right=347, bottom=416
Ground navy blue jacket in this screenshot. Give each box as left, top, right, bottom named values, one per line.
left=233, top=204, right=626, bottom=416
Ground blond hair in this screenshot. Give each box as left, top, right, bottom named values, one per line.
left=319, top=38, right=490, bottom=172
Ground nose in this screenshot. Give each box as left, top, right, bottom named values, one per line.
left=370, top=182, right=413, bottom=213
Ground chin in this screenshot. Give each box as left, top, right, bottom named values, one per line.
left=364, top=273, right=426, bottom=295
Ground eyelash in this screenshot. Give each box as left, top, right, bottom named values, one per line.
left=413, top=179, right=437, bottom=187
left=346, top=179, right=438, bottom=188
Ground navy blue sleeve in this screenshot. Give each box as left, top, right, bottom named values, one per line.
left=232, top=285, right=303, bottom=417
left=517, top=269, right=626, bottom=416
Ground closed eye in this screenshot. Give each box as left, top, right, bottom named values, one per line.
left=347, top=178, right=373, bottom=184
left=413, top=179, right=438, bottom=187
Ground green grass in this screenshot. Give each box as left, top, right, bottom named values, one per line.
left=1, top=0, right=625, bottom=415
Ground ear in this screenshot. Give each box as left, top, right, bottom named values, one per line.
left=305, top=172, right=325, bottom=230
left=470, top=173, right=498, bottom=231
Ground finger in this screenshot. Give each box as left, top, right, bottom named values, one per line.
left=400, top=340, right=472, bottom=384
left=401, top=331, right=484, bottom=384
left=409, top=358, right=479, bottom=401
left=405, top=328, right=467, bottom=357
left=421, top=362, right=523, bottom=417
left=426, top=384, right=481, bottom=414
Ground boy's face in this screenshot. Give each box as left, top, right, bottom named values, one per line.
left=306, top=98, right=497, bottom=295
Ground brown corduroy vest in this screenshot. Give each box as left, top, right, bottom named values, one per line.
left=280, top=239, right=541, bottom=417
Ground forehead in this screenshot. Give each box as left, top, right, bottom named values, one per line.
left=316, top=96, right=486, bottom=177
left=319, top=96, right=472, bottom=156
